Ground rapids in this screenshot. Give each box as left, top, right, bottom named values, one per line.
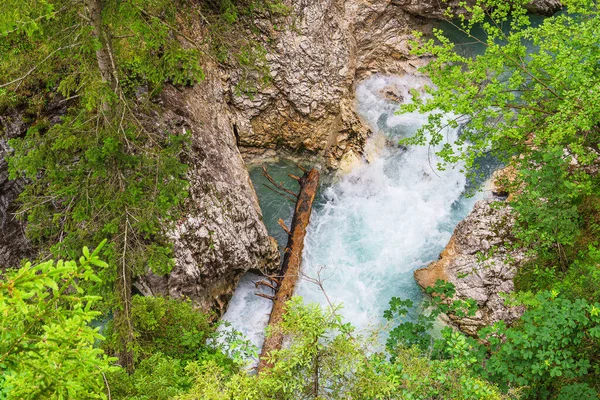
left=221, top=74, right=492, bottom=351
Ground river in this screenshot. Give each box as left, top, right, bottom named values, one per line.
left=219, top=15, right=544, bottom=352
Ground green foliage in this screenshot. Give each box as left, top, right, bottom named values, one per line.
left=401, top=0, right=600, bottom=279
left=107, top=353, right=192, bottom=400
left=2, top=0, right=195, bottom=276
left=513, top=149, right=589, bottom=251
left=0, top=242, right=116, bottom=399
left=175, top=297, right=506, bottom=399
left=104, top=295, right=216, bottom=363
left=0, top=0, right=201, bottom=370
left=400, top=2, right=600, bottom=395
left=0, top=0, right=288, bottom=375
left=102, top=295, right=254, bottom=399
left=200, top=0, right=289, bottom=97
left=388, top=283, right=600, bottom=398
left=385, top=279, right=477, bottom=355
left=480, top=291, right=600, bottom=398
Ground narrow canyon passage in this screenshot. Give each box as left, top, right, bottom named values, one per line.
left=222, top=74, right=497, bottom=351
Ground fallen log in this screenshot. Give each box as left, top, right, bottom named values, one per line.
left=258, top=167, right=320, bottom=371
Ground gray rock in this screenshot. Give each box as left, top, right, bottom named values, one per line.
left=391, top=0, right=561, bottom=18
left=414, top=200, right=527, bottom=336
left=0, top=121, right=32, bottom=270
left=0, top=97, right=68, bottom=270
left=230, top=0, right=435, bottom=169
left=135, top=69, right=279, bottom=315
left=390, top=0, right=469, bottom=19
left=524, top=0, right=562, bottom=15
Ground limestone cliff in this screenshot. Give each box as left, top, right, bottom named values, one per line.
left=229, top=0, right=434, bottom=169
left=135, top=70, right=280, bottom=315
left=228, top=0, right=561, bottom=170
left=414, top=199, right=527, bottom=336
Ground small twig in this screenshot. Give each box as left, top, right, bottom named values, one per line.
left=278, top=218, right=291, bottom=235
left=268, top=276, right=282, bottom=286
left=261, top=183, right=297, bottom=203
left=101, top=371, right=112, bottom=400
left=262, top=165, right=299, bottom=198
left=255, top=279, right=277, bottom=291
left=58, top=94, right=81, bottom=104
left=255, top=293, right=275, bottom=301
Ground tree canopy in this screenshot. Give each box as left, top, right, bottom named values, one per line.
left=0, top=241, right=115, bottom=399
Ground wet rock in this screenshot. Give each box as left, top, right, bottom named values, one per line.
left=415, top=199, right=527, bottom=336
left=380, top=88, right=404, bottom=104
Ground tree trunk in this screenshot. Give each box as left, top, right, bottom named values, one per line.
left=87, top=0, right=116, bottom=89
left=258, top=168, right=319, bottom=371
left=115, top=216, right=135, bottom=373
left=87, top=0, right=133, bottom=372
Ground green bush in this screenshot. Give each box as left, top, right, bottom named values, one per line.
left=0, top=242, right=116, bottom=400
left=104, top=295, right=216, bottom=362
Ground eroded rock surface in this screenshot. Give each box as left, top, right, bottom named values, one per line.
left=390, top=0, right=469, bottom=19
left=392, top=0, right=561, bottom=18
left=133, top=72, right=279, bottom=315
left=525, top=0, right=562, bottom=15
left=230, top=0, right=560, bottom=169
left=230, top=0, right=436, bottom=169
left=414, top=199, right=526, bottom=336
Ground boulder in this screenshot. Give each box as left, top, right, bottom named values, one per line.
left=415, top=199, right=527, bottom=336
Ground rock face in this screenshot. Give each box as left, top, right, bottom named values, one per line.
left=391, top=0, right=561, bottom=18
left=524, top=0, right=562, bottom=15
left=230, top=0, right=434, bottom=169
left=135, top=71, right=280, bottom=315
left=0, top=71, right=279, bottom=316
left=230, top=0, right=560, bottom=169
left=390, top=0, right=469, bottom=19
left=0, top=97, right=68, bottom=270
left=414, top=200, right=526, bottom=336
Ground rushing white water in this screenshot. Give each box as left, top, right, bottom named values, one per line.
left=222, top=74, right=483, bottom=351
left=298, top=74, right=474, bottom=331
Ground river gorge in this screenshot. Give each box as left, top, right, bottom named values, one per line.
left=222, top=12, right=547, bottom=353
left=223, top=73, right=487, bottom=350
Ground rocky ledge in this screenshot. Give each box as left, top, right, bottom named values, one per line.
left=414, top=199, right=527, bottom=336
